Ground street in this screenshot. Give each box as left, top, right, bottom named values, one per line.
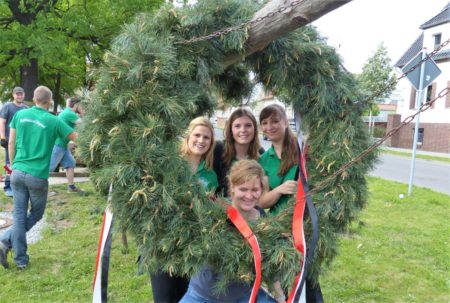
left=214, top=128, right=450, bottom=195
left=369, top=154, right=450, bottom=195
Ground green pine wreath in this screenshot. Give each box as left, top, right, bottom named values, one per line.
left=77, top=0, right=377, bottom=290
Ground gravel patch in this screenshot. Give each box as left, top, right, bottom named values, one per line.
left=0, top=211, right=47, bottom=244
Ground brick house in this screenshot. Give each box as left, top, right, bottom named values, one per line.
left=388, top=2, right=450, bottom=153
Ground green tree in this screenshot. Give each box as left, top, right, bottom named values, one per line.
left=0, top=0, right=163, bottom=109
left=357, top=43, right=396, bottom=135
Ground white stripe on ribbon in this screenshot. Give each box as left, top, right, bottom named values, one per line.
left=93, top=185, right=114, bottom=303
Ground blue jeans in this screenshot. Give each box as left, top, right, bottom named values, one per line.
left=0, top=170, right=48, bottom=266
left=3, top=144, right=10, bottom=191
left=49, top=145, right=76, bottom=172
left=180, top=286, right=276, bottom=303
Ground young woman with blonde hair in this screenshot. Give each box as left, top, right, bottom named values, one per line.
left=180, top=159, right=285, bottom=303
left=150, top=116, right=218, bottom=303
left=180, top=116, right=218, bottom=192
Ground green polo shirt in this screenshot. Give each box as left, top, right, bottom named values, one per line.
left=10, top=106, right=73, bottom=179
left=195, top=160, right=218, bottom=192
left=259, top=145, right=298, bottom=214
left=55, top=108, right=79, bottom=148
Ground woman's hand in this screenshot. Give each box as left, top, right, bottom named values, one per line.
left=272, top=281, right=286, bottom=303
left=276, top=180, right=297, bottom=195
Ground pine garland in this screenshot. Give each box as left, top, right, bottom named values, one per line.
left=77, top=0, right=376, bottom=290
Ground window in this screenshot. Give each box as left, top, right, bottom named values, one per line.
left=425, top=83, right=436, bottom=108
left=433, top=33, right=441, bottom=50
left=413, top=128, right=424, bottom=147
left=426, top=85, right=432, bottom=103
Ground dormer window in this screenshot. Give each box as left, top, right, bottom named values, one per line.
left=433, top=33, right=441, bottom=50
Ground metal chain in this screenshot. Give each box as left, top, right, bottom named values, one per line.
left=175, top=0, right=306, bottom=45
left=309, top=87, right=450, bottom=196
left=360, top=38, right=450, bottom=105
left=305, top=39, right=450, bottom=195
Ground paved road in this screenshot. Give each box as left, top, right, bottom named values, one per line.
left=369, top=154, right=450, bottom=195
left=214, top=128, right=450, bottom=195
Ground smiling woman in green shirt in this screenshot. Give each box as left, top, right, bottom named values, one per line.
left=258, top=104, right=299, bottom=214
left=149, top=116, right=218, bottom=303
left=180, top=116, right=218, bottom=192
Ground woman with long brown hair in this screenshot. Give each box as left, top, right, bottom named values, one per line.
left=213, top=108, right=263, bottom=196
left=258, top=104, right=299, bottom=214
left=259, top=104, right=324, bottom=302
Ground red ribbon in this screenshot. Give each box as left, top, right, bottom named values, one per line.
left=3, top=165, right=12, bottom=174
left=92, top=211, right=108, bottom=289
left=287, top=152, right=308, bottom=303
left=226, top=206, right=262, bottom=303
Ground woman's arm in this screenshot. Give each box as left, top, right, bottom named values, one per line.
left=271, top=281, right=286, bottom=303
left=258, top=177, right=297, bottom=209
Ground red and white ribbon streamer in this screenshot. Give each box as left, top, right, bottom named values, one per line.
left=226, top=205, right=262, bottom=303
left=93, top=185, right=114, bottom=303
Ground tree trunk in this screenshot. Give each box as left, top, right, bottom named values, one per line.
left=53, top=73, right=62, bottom=114
left=224, top=0, right=352, bottom=67
left=20, top=58, right=38, bottom=102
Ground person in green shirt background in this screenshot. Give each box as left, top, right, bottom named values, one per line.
left=49, top=96, right=85, bottom=194
left=0, top=86, right=77, bottom=270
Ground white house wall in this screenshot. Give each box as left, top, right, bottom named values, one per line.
left=397, top=22, right=450, bottom=124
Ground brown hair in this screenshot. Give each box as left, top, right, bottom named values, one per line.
left=259, top=104, right=298, bottom=176
left=180, top=117, right=215, bottom=169
left=228, top=159, right=268, bottom=195
left=223, top=108, right=261, bottom=166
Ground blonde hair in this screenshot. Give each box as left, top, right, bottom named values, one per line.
left=180, top=117, right=215, bottom=169
left=33, top=86, right=53, bottom=105
left=228, top=159, right=268, bottom=195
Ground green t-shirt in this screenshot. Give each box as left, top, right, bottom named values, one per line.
left=195, top=160, right=218, bottom=192
left=10, top=106, right=73, bottom=179
left=258, top=145, right=298, bottom=214
left=55, top=108, right=79, bottom=148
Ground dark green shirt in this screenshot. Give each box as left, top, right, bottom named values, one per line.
left=10, top=106, right=73, bottom=179
left=195, top=160, right=218, bottom=192
left=55, top=108, right=79, bottom=148
left=259, top=145, right=297, bottom=213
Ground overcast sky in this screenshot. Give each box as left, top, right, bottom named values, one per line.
left=312, top=0, right=449, bottom=73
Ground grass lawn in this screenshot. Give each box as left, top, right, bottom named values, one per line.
left=0, top=178, right=448, bottom=302
left=321, top=177, right=450, bottom=302
left=0, top=183, right=152, bottom=302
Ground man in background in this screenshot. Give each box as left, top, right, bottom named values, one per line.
left=49, top=96, right=86, bottom=194
left=0, top=86, right=77, bottom=270
left=0, top=87, right=28, bottom=197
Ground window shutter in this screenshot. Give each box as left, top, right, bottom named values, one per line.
left=446, top=81, right=450, bottom=108
left=409, top=87, right=416, bottom=109
left=430, top=82, right=437, bottom=109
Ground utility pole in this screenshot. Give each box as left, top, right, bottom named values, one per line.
left=407, top=49, right=426, bottom=196
left=402, top=46, right=441, bottom=195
